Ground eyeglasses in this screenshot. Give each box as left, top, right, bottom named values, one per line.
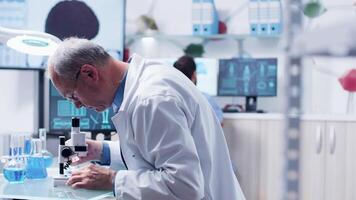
left=64, top=68, right=81, bottom=102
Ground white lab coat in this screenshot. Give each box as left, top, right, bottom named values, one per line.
left=107, top=54, right=245, bottom=200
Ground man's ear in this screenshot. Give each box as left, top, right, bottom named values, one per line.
left=80, top=64, right=99, bottom=82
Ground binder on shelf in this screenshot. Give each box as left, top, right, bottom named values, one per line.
left=248, top=0, right=259, bottom=36
left=192, top=0, right=202, bottom=35
left=268, top=0, right=282, bottom=36
left=191, top=0, right=219, bottom=35
left=201, top=0, right=219, bottom=35
left=248, top=0, right=282, bottom=36
left=259, top=0, right=269, bottom=36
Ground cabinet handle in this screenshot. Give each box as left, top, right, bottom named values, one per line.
left=329, top=126, right=336, bottom=154
left=315, top=126, right=322, bottom=154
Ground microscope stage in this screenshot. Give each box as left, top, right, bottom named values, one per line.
left=53, top=175, right=70, bottom=187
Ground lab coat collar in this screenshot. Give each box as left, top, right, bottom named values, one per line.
left=118, top=53, right=145, bottom=112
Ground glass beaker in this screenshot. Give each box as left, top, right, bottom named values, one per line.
left=25, top=138, right=47, bottom=179
left=2, top=134, right=26, bottom=183
left=39, top=128, right=53, bottom=168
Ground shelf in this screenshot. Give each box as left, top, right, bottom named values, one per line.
left=126, top=33, right=281, bottom=42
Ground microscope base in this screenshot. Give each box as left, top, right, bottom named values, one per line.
left=53, top=175, right=70, bottom=187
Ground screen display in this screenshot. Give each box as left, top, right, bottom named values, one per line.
left=0, top=0, right=125, bottom=69
left=49, top=83, right=115, bottom=133
left=149, top=58, right=219, bottom=96
left=218, top=58, right=277, bottom=96
left=194, top=58, right=218, bottom=96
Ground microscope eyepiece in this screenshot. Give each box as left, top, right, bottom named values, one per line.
left=72, top=117, right=80, bottom=127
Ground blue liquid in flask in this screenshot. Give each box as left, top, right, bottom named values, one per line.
left=3, top=168, right=26, bottom=183
left=43, top=154, right=53, bottom=168
left=26, top=156, right=47, bottom=179
left=24, top=139, right=31, bottom=155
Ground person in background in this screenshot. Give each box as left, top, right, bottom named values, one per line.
left=173, top=55, right=224, bottom=125
left=47, top=37, right=245, bottom=200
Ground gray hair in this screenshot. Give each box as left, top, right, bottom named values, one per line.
left=48, top=37, right=111, bottom=80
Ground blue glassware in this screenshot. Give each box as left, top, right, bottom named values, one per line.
left=25, top=139, right=47, bottom=179
left=39, top=128, right=53, bottom=168
left=3, top=134, right=27, bottom=183
left=25, top=156, right=47, bottom=179
left=3, top=167, right=26, bottom=183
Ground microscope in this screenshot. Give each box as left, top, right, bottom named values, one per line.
left=53, top=117, right=88, bottom=187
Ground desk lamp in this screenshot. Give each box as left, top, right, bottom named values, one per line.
left=0, top=26, right=61, bottom=56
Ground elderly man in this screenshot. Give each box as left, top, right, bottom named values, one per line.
left=47, top=37, right=245, bottom=200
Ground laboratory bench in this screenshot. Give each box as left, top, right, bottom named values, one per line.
left=0, top=167, right=114, bottom=200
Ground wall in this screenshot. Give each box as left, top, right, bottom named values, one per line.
left=0, top=0, right=355, bottom=135
left=126, top=0, right=285, bottom=113
left=0, top=70, right=38, bottom=133
left=126, top=0, right=356, bottom=115
left=301, top=0, right=356, bottom=114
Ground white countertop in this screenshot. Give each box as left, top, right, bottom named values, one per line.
left=223, top=113, right=356, bottom=122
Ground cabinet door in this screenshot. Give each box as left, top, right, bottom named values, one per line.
left=324, top=122, right=348, bottom=200
left=300, top=121, right=325, bottom=200
left=259, top=120, right=284, bottom=200
left=346, top=122, right=356, bottom=200
left=223, top=119, right=260, bottom=200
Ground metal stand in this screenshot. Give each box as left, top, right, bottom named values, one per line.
left=284, top=0, right=303, bottom=199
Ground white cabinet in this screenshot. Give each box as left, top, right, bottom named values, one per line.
left=223, top=114, right=356, bottom=200
left=223, top=118, right=260, bottom=200
left=259, top=120, right=284, bottom=200
left=345, top=123, right=356, bottom=200
left=300, top=121, right=348, bottom=200
left=223, top=114, right=284, bottom=200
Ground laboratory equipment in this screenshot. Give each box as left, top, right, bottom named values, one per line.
left=0, top=26, right=60, bottom=56
left=53, top=117, right=88, bottom=187
left=194, top=58, right=219, bottom=96
left=218, top=58, right=277, bottom=112
left=48, top=82, right=115, bottom=138
left=0, top=0, right=124, bottom=69
left=26, top=138, right=47, bottom=179
left=2, top=134, right=27, bottom=184
left=338, top=69, right=356, bottom=114
left=302, top=0, right=327, bottom=18
left=151, top=57, right=219, bottom=96
left=39, top=128, right=54, bottom=168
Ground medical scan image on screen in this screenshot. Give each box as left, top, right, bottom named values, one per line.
left=49, top=83, right=115, bottom=132
left=0, top=0, right=125, bottom=68
left=218, top=58, right=277, bottom=96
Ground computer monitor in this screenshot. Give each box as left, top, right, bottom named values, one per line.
left=194, top=58, right=219, bottom=96
left=218, top=58, right=277, bottom=112
left=150, top=58, right=219, bottom=96
left=48, top=82, right=115, bottom=135
left=0, top=0, right=125, bottom=69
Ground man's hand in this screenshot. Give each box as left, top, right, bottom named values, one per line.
left=66, top=164, right=117, bottom=190
left=67, top=139, right=103, bottom=165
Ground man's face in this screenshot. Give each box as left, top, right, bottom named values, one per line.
left=50, top=65, right=109, bottom=112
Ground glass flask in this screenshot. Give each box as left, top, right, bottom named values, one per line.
left=39, top=128, right=53, bottom=168
left=2, top=134, right=26, bottom=183
left=25, top=138, right=47, bottom=179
